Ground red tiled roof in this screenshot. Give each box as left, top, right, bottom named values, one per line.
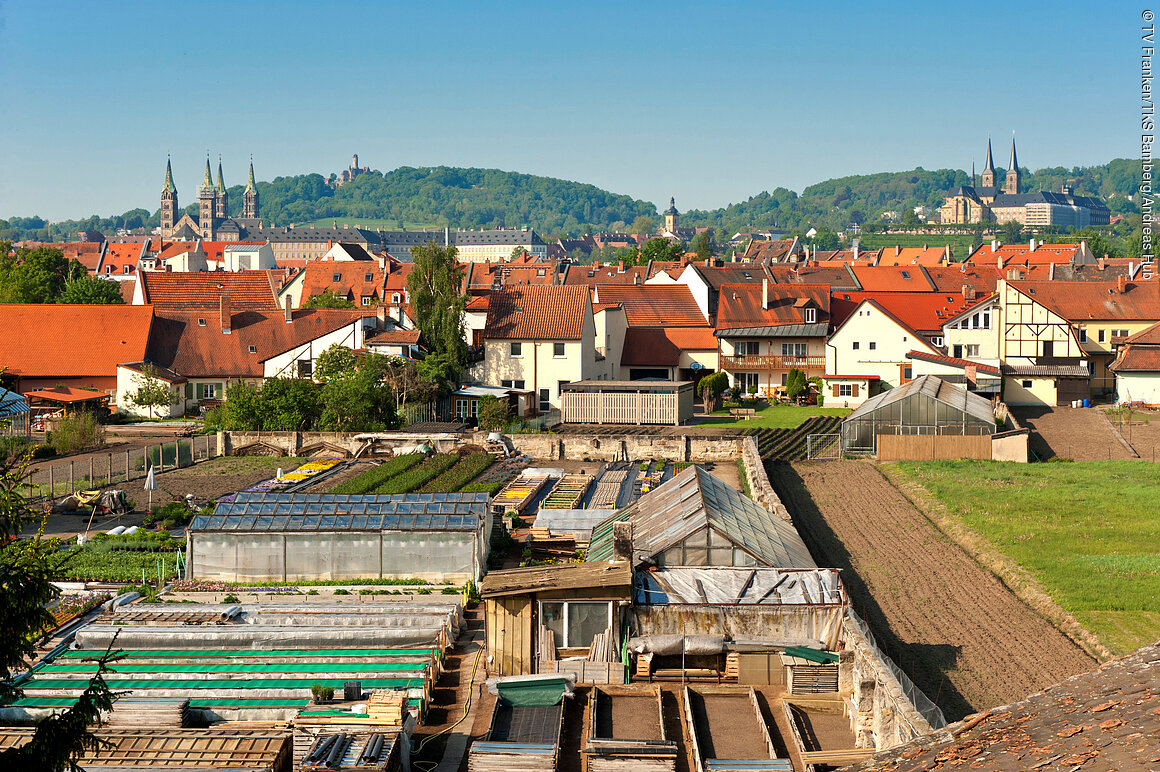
left=24, top=387, right=110, bottom=403
left=830, top=291, right=984, bottom=333
left=767, top=264, right=859, bottom=290
left=1125, top=319, right=1160, bottom=345
left=301, top=261, right=386, bottom=305
left=365, top=329, right=420, bottom=345
left=593, top=285, right=706, bottom=326
left=620, top=327, right=715, bottom=366
left=100, top=242, right=145, bottom=275
left=742, top=239, right=800, bottom=263
left=1111, top=345, right=1160, bottom=372
left=22, top=242, right=104, bottom=272
left=849, top=265, right=935, bottom=292
left=483, top=286, right=588, bottom=341
left=875, top=246, right=950, bottom=266
left=562, top=263, right=649, bottom=286
left=1008, top=280, right=1160, bottom=321
left=146, top=309, right=368, bottom=378
left=0, top=304, right=153, bottom=379
left=847, top=642, right=1160, bottom=772
left=118, top=280, right=136, bottom=303
left=906, top=350, right=1000, bottom=374
left=965, top=242, right=1079, bottom=265
left=137, top=270, right=279, bottom=309
left=465, top=295, right=490, bottom=311
left=715, top=283, right=830, bottom=330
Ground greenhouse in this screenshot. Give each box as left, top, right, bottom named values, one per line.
left=187, top=492, right=491, bottom=583
left=0, top=387, right=30, bottom=440
left=840, top=375, right=996, bottom=453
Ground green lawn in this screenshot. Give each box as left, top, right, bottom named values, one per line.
left=889, top=460, right=1160, bottom=654
left=699, top=404, right=851, bottom=429
left=855, top=232, right=978, bottom=261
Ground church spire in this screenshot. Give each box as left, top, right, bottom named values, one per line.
left=245, top=157, right=256, bottom=193
left=163, top=155, right=177, bottom=194
left=202, top=155, right=213, bottom=191
left=216, top=158, right=226, bottom=192
left=1008, top=132, right=1018, bottom=177
left=982, top=135, right=995, bottom=175
left=1005, top=132, right=1021, bottom=195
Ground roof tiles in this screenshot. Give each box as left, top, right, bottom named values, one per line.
left=483, top=285, right=588, bottom=341
left=0, top=304, right=153, bottom=380
left=137, top=270, right=279, bottom=310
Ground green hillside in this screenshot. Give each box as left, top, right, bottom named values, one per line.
left=1, top=159, right=1141, bottom=243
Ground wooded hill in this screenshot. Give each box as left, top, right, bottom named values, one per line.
left=2, top=159, right=1140, bottom=242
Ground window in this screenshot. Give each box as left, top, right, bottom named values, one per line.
left=737, top=372, right=759, bottom=392
left=852, top=341, right=860, bottom=350
left=781, top=342, right=807, bottom=357
left=1078, top=329, right=1087, bottom=343
left=839, top=384, right=853, bottom=397
left=553, top=342, right=566, bottom=358
left=1098, top=329, right=1106, bottom=343
left=104, top=265, right=113, bottom=274
left=510, top=341, right=522, bottom=357
left=737, top=341, right=759, bottom=356
left=200, top=383, right=217, bottom=399
left=197, top=318, right=206, bottom=327
left=536, top=268, right=545, bottom=277
left=964, top=344, right=980, bottom=357
left=804, top=307, right=817, bottom=323
left=539, top=601, right=612, bottom=649
left=1021, top=380, right=1033, bottom=388
left=332, top=273, right=341, bottom=282
left=930, top=336, right=943, bottom=347
left=454, top=398, right=478, bottom=418
left=903, top=366, right=913, bottom=380
left=500, top=379, right=526, bottom=390
left=1113, top=329, right=1129, bottom=339
left=362, top=296, right=373, bottom=306
left=392, top=292, right=401, bottom=304
left=900, top=271, right=910, bottom=279
left=298, top=360, right=313, bottom=378
left=539, top=388, right=551, bottom=412
left=248, top=345, right=257, bottom=353
left=123, top=265, right=132, bottom=274
left=364, top=273, right=373, bottom=282
left=868, top=342, right=877, bottom=350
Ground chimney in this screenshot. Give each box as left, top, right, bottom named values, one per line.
left=852, top=243, right=859, bottom=262
left=633, top=273, right=641, bottom=286
left=680, top=254, right=689, bottom=266
left=284, top=296, right=292, bottom=323
left=895, top=245, right=902, bottom=258
left=962, top=284, right=976, bottom=302
left=965, top=365, right=977, bottom=389
left=1029, top=238, right=1038, bottom=252
left=944, top=245, right=951, bottom=265
left=617, top=261, right=624, bottom=272
left=1049, top=262, right=1055, bottom=280
left=997, top=254, right=1006, bottom=270
left=1117, top=275, right=1127, bottom=294
left=1098, top=256, right=1106, bottom=271
left=991, top=239, right=999, bottom=252
left=220, top=295, right=232, bottom=334
left=762, top=278, right=769, bottom=310
left=612, top=521, right=633, bottom=563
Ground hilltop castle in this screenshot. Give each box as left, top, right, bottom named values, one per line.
left=940, top=135, right=1109, bottom=227
left=160, top=156, right=260, bottom=240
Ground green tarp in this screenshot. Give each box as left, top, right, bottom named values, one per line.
left=39, top=661, right=428, bottom=675
left=22, top=677, right=426, bottom=691
left=784, top=646, right=839, bottom=664
left=59, top=647, right=438, bottom=659
left=495, top=677, right=569, bottom=707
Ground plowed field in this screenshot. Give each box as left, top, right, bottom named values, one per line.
left=769, top=460, right=1094, bottom=721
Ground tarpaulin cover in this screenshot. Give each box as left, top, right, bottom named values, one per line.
left=627, top=634, right=726, bottom=656
left=492, top=676, right=571, bottom=707
left=59, top=647, right=439, bottom=659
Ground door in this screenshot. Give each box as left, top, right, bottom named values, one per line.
left=1042, top=341, right=1054, bottom=359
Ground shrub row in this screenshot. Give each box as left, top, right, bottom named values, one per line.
left=331, top=453, right=425, bottom=494
left=459, top=481, right=503, bottom=495
left=419, top=452, right=494, bottom=494
left=368, top=454, right=459, bottom=495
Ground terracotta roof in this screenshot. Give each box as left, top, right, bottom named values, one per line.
left=137, top=270, right=279, bottom=309
left=830, top=291, right=984, bottom=333
left=562, top=263, right=650, bottom=286
left=1110, top=344, right=1160, bottom=372
left=100, top=242, right=145, bottom=275
left=146, top=309, right=369, bottom=379
left=621, top=327, right=718, bottom=366
left=768, top=264, right=860, bottom=290
left=118, top=280, right=136, bottom=303
left=743, top=239, right=800, bottom=263
left=465, top=295, right=490, bottom=311
left=925, top=265, right=1002, bottom=294
left=965, top=242, right=1080, bottom=265
left=594, top=285, right=706, bottom=326
left=846, top=642, right=1160, bottom=772
left=0, top=304, right=153, bottom=379
left=850, top=265, right=936, bottom=292
left=365, top=328, right=420, bottom=345
left=694, top=264, right=771, bottom=290
left=875, top=246, right=950, bottom=266
left=716, top=283, right=830, bottom=330
left=1125, top=320, right=1160, bottom=345
left=1008, top=280, right=1160, bottom=321
left=483, top=285, right=588, bottom=341
left=117, top=361, right=186, bottom=384
left=24, top=387, right=110, bottom=403
left=23, top=242, right=104, bottom=271
left=301, top=261, right=385, bottom=305
left=906, top=350, right=1000, bottom=375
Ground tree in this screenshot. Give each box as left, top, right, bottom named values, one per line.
left=640, top=237, right=685, bottom=263
left=697, top=371, right=728, bottom=414
left=257, top=378, right=323, bottom=431
left=59, top=275, right=125, bottom=304
left=901, top=208, right=922, bottom=228
left=126, top=364, right=177, bottom=418
left=302, top=290, right=356, bottom=309
left=407, top=241, right=468, bottom=371
left=319, top=352, right=396, bottom=431
left=1001, top=219, right=1023, bottom=245
left=382, top=357, right=435, bottom=415
left=630, top=215, right=656, bottom=235
left=509, top=246, right=527, bottom=261
left=0, top=244, right=70, bottom=303
left=0, top=450, right=122, bottom=770
left=691, top=230, right=717, bottom=262
left=314, top=345, right=358, bottom=382
left=477, top=395, right=511, bottom=431
left=808, top=228, right=839, bottom=250
left=786, top=368, right=807, bottom=402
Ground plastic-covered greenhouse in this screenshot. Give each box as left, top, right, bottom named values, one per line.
left=0, top=388, right=30, bottom=440
left=840, top=375, right=996, bottom=453
left=187, top=492, right=491, bottom=584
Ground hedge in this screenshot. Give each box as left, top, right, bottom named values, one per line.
left=367, top=454, right=459, bottom=495
left=418, top=452, right=494, bottom=494
left=330, top=453, right=425, bottom=494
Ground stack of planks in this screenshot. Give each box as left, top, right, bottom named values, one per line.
left=590, top=471, right=628, bottom=509
left=587, top=628, right=616, bottom=663
left=102, top=697, right=189, bottom=728
left=526, top=529, right=577, bottom=559
left=537, top=626, right=557, bottom=663
left=781, top=655, right=839, bottom=694
left=366, top=690, right=407, bottom=726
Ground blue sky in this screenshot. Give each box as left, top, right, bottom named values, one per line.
left=0, top=0, right=1138, bottom=221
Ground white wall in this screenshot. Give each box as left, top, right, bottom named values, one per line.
left=115, top=366, right=185, bottom=418
left=262, top=319, right=376, bottom=378
left=1115, top=372, right=1160, bottom=405
left=827, top=302, right=939, bottom=388
left=224, top=243, right=275, bottom=271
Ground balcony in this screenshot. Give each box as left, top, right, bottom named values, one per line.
left=720, top=355, right=826, bottom=371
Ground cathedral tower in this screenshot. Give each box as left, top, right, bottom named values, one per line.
left=216, top=159, right=229, bottom=218
left=199, top=156, right=217, bottom=239
left=242, top=158, right=260, bottom=220
left=160, top=156, right=178, bottom=235
left=664, top=196, right=679, bottom=233
left=980, top=136, right=996, bottom=190
left=1005, top=133, right=1021, bottom=195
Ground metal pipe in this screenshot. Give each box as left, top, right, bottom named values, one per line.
left=324, top=733, right=349, bottom=766
left=305, top=734, right=336, bottom=762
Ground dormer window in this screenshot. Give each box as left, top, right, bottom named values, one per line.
left=123, top=265, right=132, bottom=274
left=804, top=307, right=817, bottom=323
left=248, top=345, right=257, bottom=353
left=105, top=265, right=113, bottom=274
left=332, top=273, right=341, bottom=282
left=900, top=271, right=910, bottom=279
left=392, top=293, right=401, bottom=304
left=197, top=318, right=206, bottom=326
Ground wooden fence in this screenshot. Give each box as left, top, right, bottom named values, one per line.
left=876, top=433, right=992, bottom=462
left=561, top=392, right=679, bottom=426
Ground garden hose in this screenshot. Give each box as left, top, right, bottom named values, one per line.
left=410, top=643, right=484, bottom=771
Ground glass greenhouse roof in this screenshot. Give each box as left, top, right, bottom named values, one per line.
left=190, top=492, right=488, bottom=532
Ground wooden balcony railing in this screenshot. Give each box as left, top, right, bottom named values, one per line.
left=720, top=355, right=826, bottom=371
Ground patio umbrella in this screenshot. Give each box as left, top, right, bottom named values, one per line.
left=144, top=465, right=156, bottom=512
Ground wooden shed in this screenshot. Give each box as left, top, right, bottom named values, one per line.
left=481, top=562, right=633, bottom=678
left=560, top=380, right=695, bottom=426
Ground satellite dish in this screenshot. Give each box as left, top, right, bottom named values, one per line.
left=691, top=362, right=703, bottom=371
